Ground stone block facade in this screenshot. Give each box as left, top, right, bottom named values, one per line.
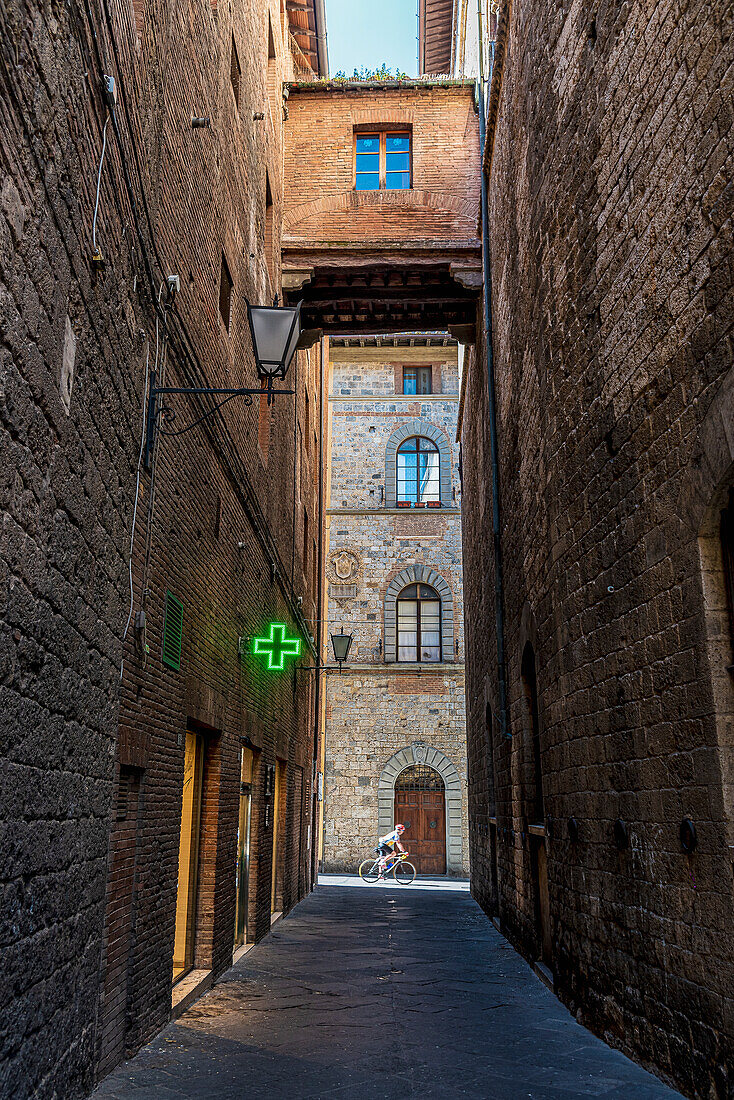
left=458, top=0, right=734, bottom=1095
left=322, top=339, right=469, bottom=876
left=1, top=0, right=325, bottom=1095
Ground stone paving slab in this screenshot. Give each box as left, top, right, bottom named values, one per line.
left=92, top=880, right=683, bottom=1099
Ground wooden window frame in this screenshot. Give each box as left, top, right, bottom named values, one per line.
left=396, top=583, right=442, bottom=663
left=402, top=366, right=433, bottom=395
left=354, top=130, right=412, bottom=192
left=396, top=435, right=441, bottom=505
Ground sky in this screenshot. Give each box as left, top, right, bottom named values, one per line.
left=325, top=0, right=418, bottom=78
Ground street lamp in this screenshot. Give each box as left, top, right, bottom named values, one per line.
left=144, top=297, right=302, bottom=467
left=247, top=298, right=302, bottom=401
left=285, top=626, right=354, bottom=673
left=330, top=629, right=352, bottom=667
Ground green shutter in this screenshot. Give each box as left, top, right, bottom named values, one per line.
left=162, top=591, right=183, bottom=670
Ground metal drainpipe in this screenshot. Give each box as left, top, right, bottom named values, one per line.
left=477, top=5, right=509, bottom=738
left=313, top=0, right=329, bottom=77
left=312, top=336, right=326, bottom=885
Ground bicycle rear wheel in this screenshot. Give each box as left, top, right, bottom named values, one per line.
left=359, top=859, right=380, bottom=883
left=394, top=861, right=416, bottom=885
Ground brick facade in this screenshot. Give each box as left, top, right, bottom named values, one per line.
left=1, top=0, right=324, bottom=1095
left=322, top=339, right=469, bottom=876
left=459, top=0, right=734, bottom=1095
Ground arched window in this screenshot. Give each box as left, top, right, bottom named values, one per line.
left=397, top=583, right=441, bottom=662
left=397, top=437, right=440, bottom=504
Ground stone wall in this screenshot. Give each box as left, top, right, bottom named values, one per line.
left=0, top=0, right=324, bottom=1094
left=322, top=341, right=469, bottom=876
left=460, top=0, right=734, bottom=1095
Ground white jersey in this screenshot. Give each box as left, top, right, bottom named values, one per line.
left=379, top=828, right=402, bottom=847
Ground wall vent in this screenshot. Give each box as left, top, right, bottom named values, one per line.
left=162, top=591, right=184, bottom=670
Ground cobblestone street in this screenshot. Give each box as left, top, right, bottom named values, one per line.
left=92, top=881, right=682, bottom=1099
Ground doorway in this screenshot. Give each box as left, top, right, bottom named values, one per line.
left=173, top=728, right=204, bottom=984
left=394, top=765, right=446, bottom=875
left=234, top=746, right=253, bottom=948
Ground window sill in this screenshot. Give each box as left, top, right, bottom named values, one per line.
left=171, top=968, right=213, bottom=1019
left=527, top=824, right=546, bottom=838
left=322, top=661, right=465, bottom=672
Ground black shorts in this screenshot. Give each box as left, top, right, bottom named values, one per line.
left=377, top=843, right=391, bottom=857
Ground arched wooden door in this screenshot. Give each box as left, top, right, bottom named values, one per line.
left=394, top=765, right=446, bottom=875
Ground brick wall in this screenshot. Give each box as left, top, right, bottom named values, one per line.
left=1, top=0, right=324, bottom=1094
left=322, top=342, right=469, bottom=876
left=283, top=83, right=480, bottom=244
left=460, top=0, right=734, bottom=1095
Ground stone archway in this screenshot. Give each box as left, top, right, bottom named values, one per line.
left=378, top=743, right=463, bottom=874
left=384, top=419, right=453, bottom=508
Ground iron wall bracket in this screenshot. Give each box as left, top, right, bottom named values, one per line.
left=144, top=369, right=294, bottom=468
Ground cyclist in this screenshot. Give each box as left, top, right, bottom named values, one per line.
left=376, top=823, right=407, bottom=879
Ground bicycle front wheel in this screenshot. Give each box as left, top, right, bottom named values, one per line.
left=394, top=861, right=416, bottom=885
left=359, top=859, right=380, bottom=883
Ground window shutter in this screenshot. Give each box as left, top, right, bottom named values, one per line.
left=162, top=591, right=183, bottom=670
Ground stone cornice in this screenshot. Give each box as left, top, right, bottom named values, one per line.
left=329, top=393, right=459, bottom=403
left=327, top=507, right=461, bottom=516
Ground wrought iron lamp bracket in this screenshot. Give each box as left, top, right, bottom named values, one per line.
left=144, top=371, right=293, bottom=468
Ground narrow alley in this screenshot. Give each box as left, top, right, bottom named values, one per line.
left=92, top=882, right=681, bottom=1100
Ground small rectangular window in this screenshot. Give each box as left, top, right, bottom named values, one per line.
left=219, top=252, right=233, bottom=331
left=403, top=367, right=432, bottom=395
left=231, top=35, right=241, bottom=108
left=385, top=132, right=411, bottom=190
left=354, top=131, right=411, bottom=191
left=355, top=133, right=380, bottom=191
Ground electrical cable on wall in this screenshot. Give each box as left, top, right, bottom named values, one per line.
left=76, top=0, right=316, bottom=653
left=120, top=338, right=151, bottom=681
left=92, top=112, right=109, bottom=258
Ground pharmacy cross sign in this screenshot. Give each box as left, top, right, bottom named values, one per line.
left=253, top=623, right=301, bottom=671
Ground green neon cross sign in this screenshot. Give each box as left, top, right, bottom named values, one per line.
left=252, top=622, right=301, bottom=671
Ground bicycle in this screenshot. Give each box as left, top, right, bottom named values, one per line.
left=358, top=849, right=416, bottom=884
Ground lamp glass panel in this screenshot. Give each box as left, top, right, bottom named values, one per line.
left=282, top=305, right=302, bottom=375
left=331, top=633, right=352, bottom=662
left=250, top=306, right=300, bottom=373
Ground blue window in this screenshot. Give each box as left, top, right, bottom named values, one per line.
left=354, top=131, right=411, bottom=191
left=355, top=134, right=380, bottom=191
left=385, top=133, right=411, bottom=190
